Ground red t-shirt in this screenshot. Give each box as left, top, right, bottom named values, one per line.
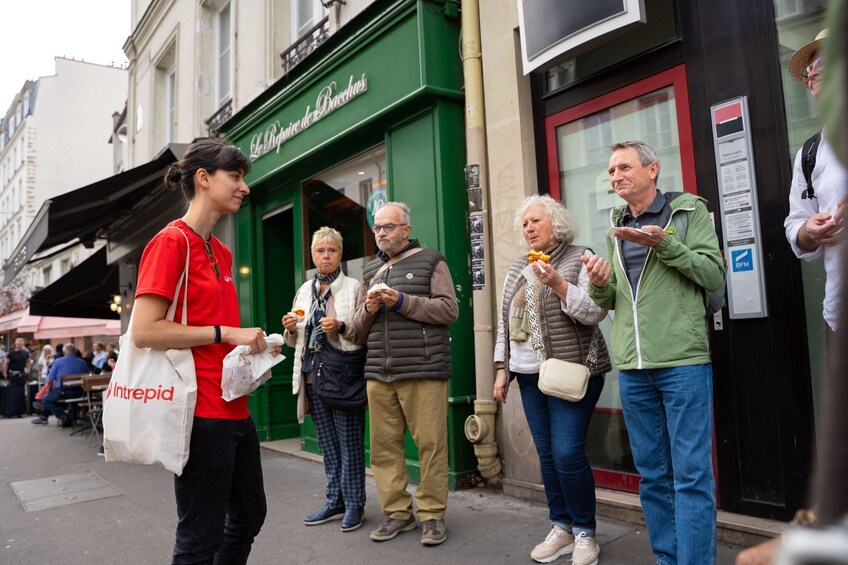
left=135, top=219, right=248, bottom=420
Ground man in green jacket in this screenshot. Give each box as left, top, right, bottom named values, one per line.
left=584, top=140, right=725, bottom=565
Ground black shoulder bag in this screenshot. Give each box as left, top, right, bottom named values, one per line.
left=314, top=341, right=368, bottom=410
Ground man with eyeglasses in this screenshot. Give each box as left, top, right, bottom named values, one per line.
left=784, top=29, right=847, bottom=337
left=352, top=201, right=458, bottom=547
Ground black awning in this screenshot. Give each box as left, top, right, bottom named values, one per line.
left=3, top=143, right=189, bottom=285
left=29, top=247, right=119, bottom=319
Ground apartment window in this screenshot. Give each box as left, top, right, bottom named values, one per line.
left=155, top=42, right=177, bottom=148
left=293, top=0, right=325, bottom=40
left=42, top=266, right=52, bottom=286
left=61, top=258, right=71, bottom=276
left=215, top=2, right=232, bottom=107
left=165, top=66, right=176, bottom=143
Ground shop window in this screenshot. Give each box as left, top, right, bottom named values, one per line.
left=774, top=0, right=826, bottom=20
left=301, top=145, right=386, bottom=281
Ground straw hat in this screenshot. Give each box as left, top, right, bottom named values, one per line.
left=788, top=29, right=828, bottom=84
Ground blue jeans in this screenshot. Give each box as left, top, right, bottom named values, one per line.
left=516, top=372, right=604, bottom=536
left=619, top=364, right=716, bottom=565
left=172, top=417, right=266, bottom=565
left=43, top=386, right=83, bottom=421
left=306, top=382, right=366, bottom=510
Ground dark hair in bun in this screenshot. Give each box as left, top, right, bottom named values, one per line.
left=163, top=138, right=251, bottom=201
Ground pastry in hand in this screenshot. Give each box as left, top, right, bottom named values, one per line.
left=286, top=309, right=305, bottom=319
left=368, top=282, right=390, bottom=294
left=527, top=250, right=551, bottom=264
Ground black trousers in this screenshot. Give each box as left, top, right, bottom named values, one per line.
left=172, top=417, right=267, bottom=565
left=4, top=382, right=26, bottom=417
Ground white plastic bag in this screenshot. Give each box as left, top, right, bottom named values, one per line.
left=221, top=333, right=286, bottom=401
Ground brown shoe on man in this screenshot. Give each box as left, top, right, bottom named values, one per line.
left=420, top=519, right=446, bottom=546
left=369, top=516, right=416, bottom=542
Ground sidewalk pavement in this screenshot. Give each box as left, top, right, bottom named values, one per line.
left=0, top=417, right=743, bottom=564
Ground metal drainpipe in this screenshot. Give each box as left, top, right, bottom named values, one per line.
left=460, top=0, right=502, bottom=487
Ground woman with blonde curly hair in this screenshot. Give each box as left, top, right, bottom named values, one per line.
left=494, top=194, right=611, bottom=565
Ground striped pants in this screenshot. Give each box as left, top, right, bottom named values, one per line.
left=306, top=382, right=366, bottom=510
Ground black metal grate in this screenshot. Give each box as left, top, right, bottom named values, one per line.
left=280, top=17, right=330, bottom=76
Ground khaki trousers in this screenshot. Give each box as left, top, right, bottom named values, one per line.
left=366, top=378, right=448, bottom=522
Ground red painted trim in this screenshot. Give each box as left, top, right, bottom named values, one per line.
left=593, top=468, right=641, bottom=493
left=545, top=115, right=561, bottom=201
left=544, top=64, right=700, bottom=201
left=593, top=406, right=624, bottom=416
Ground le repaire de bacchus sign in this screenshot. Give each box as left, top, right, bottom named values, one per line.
left=249, top=73, right=368, bottom=161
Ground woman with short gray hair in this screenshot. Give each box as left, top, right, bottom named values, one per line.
left=283, top=226, right=367, bottom=532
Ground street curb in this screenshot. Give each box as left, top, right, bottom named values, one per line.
left=261, top=441, right=784, bottom=548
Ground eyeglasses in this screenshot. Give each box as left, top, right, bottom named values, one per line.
left=203, top=240, right=221, bottom=279
left=803, top=56, right=824, bottom=82
left=371, top=223, right=407, bottom=234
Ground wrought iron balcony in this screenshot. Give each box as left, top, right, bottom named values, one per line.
left=206, top=98, right=233, bottom=136
left=281, top=17, right=330, bottom=76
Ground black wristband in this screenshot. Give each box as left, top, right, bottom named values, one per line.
left=213, top=325, right=222, bottom=344
left=339, top=322, right=347, bottom=334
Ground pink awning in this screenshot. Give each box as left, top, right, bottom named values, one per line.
left=0, top=306, right=120, bottom=338
left=0, top=308, right=27, bottom=332
left=34, top=317, right=122, bottom=340
left=18, top=311, right=43, bottom=333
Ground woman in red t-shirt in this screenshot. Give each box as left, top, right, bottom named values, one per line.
left=132, top=138, right=278, bottom=564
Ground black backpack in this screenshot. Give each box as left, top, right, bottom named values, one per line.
left=800, top=131, right=822, bottom=200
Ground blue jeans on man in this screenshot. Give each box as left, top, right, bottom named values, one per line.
left=43, top=386, right=84, bottom=423
left=619, top=363, right=716, bottom=565
left=516, top=372, right=605, bottom=536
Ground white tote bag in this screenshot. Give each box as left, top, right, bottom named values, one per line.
left=103, top=228, right=198, bottom=475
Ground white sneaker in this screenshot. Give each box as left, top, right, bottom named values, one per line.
left=530, top=525, right=574, bottom=563
left=572, top=531, right=600, bottom=565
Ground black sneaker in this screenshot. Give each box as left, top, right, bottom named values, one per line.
left=31, top=417, right=48, bottom=425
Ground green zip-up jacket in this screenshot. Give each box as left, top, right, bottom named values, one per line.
left=587, top=192, right=725, bottom=370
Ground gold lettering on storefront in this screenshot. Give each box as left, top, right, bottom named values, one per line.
left=249, top=73, right=368, bottom=161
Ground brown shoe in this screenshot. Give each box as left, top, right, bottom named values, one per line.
left=420, top=519, right=446, bottom=546
left=369, top=516, right=416, bottom=542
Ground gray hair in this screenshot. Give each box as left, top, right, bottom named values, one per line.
left=514, top=194, right=578, bottom=249
left=611, top=140, right=661, bottom=182
left=376, top=201, right=411, bottom=224
left=311, top=226, right=343, bottom=254
left=63, top=344, right=78, bottom=356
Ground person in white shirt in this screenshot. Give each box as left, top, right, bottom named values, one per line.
left=784, top=29, right=848, bottom=334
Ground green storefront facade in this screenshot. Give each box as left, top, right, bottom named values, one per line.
left=223, top=0, right=476, bottom=487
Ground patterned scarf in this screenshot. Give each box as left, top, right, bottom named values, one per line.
left=526, top=242, right=562, bottom=361
left=306, top=267, right=341, bottom=352
left=526, top=279, right=546, bottom=362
